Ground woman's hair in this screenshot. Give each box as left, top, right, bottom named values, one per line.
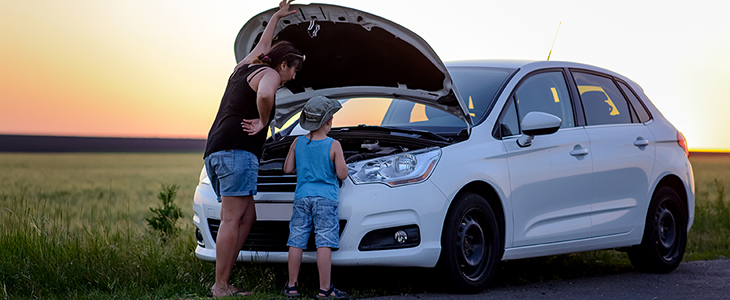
left=253, top=40, right=304, bottom=71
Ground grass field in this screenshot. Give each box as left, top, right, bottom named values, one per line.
left=1, top=152, right=728, bottom=299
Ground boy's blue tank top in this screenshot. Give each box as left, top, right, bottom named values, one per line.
left=294, top=136, right=339, bottom=202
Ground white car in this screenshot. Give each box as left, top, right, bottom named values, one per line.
left=193, top=3, right=694, bottom=293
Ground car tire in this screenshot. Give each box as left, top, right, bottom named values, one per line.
left=628, top=186, right=687, bottom=273
left=438, top=192, right=502, bottom=293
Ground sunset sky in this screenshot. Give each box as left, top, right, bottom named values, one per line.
left=1, top=0, right=729, bottom=151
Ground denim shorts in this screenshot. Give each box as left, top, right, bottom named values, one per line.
left=287, top=196, right=339, bottom=249
left=204, top=149, right=258, bottom=202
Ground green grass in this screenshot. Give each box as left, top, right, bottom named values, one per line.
left=0, top=152, right=728, bottom=299
left=684, top=154, right=730, bottom=261
left=0, top=153, right=206, bottom=299
left=0, top=153, right=202, bottom=227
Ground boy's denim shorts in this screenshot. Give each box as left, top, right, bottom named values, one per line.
left=287, top=196, right=339, bottom=249
left=204, top=149, right=258, bottom=202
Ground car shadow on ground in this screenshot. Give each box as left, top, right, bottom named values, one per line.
left=323, top=250, right=635, bottom=297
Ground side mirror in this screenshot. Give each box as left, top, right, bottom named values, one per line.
left=517, top=112, right=562, bottom=147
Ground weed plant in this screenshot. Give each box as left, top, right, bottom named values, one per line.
left=146, top=184, right=184, bottom=240
left=0, top=153, right=729, bottom=299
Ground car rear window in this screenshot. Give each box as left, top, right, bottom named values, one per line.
left=572, top=71, right=633, bottom=125
left=618, top=81, right=652, bottom=123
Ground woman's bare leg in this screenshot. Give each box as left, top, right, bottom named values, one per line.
left=233, top=197, right=256, bottom=258
left=212, top=195, right=255, bottom=296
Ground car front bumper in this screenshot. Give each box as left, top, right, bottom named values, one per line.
left=193, top=178, right=449, bottom=268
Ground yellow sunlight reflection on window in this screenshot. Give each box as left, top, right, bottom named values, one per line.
left=550, top=87, right=560, bottom=103
left=578, top=85, right=620, bottom=116
left=410, top=103, right=428, bottom=122
left=333, top=98, right=393, bottom=127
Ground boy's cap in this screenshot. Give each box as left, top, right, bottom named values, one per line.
left=299, top=95, right=342, bottom=131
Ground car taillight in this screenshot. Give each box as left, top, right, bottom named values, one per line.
left=677, top=131, right=689, bottom=157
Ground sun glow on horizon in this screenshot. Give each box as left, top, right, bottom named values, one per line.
left=1, top=0, right=729, bottom=150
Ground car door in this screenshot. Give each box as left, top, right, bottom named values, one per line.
left=500, top=70, right=594, bottom=247
left=571, top=71, right=656, bottom=237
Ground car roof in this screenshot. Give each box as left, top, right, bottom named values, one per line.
left=446, top=59, right=620, bottom=76
left=446, top=59, right=537, bottom=69
left=446, top=59, right=639, bottom=87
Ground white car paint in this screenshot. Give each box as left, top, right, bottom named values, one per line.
left=192, top=3, right=695, bottom=293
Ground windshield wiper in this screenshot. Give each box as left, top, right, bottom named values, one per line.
left=334, top=125, right=452, bottom=143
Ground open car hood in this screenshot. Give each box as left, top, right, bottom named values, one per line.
left=235, top=3, right=471, bottom=128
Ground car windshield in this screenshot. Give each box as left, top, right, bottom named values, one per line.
left=448, top=66, right=517, bottom=124
left=271, top=66, right=516, bottom=138
left=278, top=97, right=468, bottom=137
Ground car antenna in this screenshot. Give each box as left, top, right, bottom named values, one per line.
left=547, top=22, right=562, bottom=61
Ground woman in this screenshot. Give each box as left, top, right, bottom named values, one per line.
left=203, top=0, right=304, bottom=297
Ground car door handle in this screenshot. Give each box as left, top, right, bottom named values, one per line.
left=634, top=138, right=650, bottom=147
left=570, top=148, right=589, bottom=156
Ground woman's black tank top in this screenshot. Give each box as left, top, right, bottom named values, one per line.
left=204, top=64, right=276, bottom=159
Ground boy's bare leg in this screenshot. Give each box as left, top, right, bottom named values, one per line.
left=213, top=195, right=255, bottom=296
left=317, top=247, right=332, bottom=291
left=287, top=247, right=303, bottom=292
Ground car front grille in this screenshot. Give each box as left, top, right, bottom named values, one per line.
left=257, top=169, right=296, bottom=192
left=207, top=219, right=346, bottom=252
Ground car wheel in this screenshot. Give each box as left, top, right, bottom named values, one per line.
left=628, top=186, right=687, bottom=273
left=438, top=192, right=501, bottom=293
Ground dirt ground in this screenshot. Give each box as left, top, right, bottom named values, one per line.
left=365, top=259, right=730, bottom=300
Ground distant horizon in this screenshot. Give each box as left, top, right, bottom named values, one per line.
left=0, top=133, right=207, bottom=140
left=1, top=133, right=728, bottom=153
left=0, top=134, right=206, bottom=153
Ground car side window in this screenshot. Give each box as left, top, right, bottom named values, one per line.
left=499, top=98, right=519, bottom=137
left=514, top=71, right=575, bottom=129
left=572, top=72, right=633, bottom=125
left=618, top=81, right=652, bottom=123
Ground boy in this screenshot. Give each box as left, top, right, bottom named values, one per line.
left=282, top=95, right=349, bottom=299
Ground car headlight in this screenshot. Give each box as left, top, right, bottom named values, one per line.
left=199, top=167, right=210, bottom=185
left=348, top=147, right=441, bottom=187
